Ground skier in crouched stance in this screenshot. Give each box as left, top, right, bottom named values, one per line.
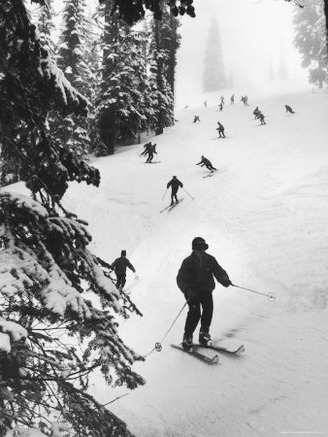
left=196, top=155, right=217, bottom=173
left=177, top=237, right=232, bottom=350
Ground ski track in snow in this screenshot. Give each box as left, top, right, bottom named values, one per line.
left=62, top=89, right=328, bottom=436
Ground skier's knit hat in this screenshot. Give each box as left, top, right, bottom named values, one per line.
left=121, top=250, right=126, bottom=256
left=192, top=237, right=209, bottom=251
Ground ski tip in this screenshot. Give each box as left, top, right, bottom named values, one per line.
left=211, top=355, right=220, bottom=364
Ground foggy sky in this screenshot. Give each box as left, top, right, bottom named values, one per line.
left=175, top=0, right=309, bottom=106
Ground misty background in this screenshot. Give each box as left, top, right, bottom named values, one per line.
left=51, top=0, right=309, bottom=105
left=175, top=0, right=309, bottom=106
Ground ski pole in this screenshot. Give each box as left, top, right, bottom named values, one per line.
left=149, top=301, right=188, bottom=354
left=182, top=187, right=194, bottom=200
left=232, top=284, right=276, bottom=302
left=162, top=189, right=167, bottom=200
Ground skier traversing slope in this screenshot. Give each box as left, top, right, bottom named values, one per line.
left=146, top=143, right=157, bottom=163
left=167, top=176, right=183, bottom=206
left=111, top=250, right=136, bottom=291
left=177, top=237, right=232, bottom=350
left=140, top=142, right=152, bottom=157
left=258, top=113, right=266, bottom=125
left=196, top=156, right=217, bottom=173
left=216, top=121, right=225, bottom=138
left=253, top=107, right=261, bottom=119
left=285, top=104, right=295, bottom=114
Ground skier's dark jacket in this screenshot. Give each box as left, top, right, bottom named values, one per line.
left=196, top=157, right=211, bottom=167
left=167, top=178, right=183, bottom=193
left=177, top=252, right=230, bottom=297
left=111, top=257, right=135, bottom=275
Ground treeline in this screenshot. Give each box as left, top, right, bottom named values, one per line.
left=1, top=0, right=182, bottom=186
left=0, top=1, right=194, bottom=436
left=293, top=0, right=328, bottom=88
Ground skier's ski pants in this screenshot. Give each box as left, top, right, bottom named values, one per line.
left=115, top=273, right=126, bottom=290
left=184, top=292, right=213, bottom=336
left=171, top=189, right=178, bottom=204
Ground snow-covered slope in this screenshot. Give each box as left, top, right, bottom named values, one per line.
left=64, top=88, right=328, bottom=436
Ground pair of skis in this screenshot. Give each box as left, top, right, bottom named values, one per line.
left=160, top=198, right=184, bottom=213
left=203, top=170, right=218, bottom=179
left=171, top=342, right=245, bottom=365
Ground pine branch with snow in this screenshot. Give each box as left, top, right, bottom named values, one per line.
left=0, top=191, right=144, bottom=435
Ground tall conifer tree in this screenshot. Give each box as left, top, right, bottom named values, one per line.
left=202, top=17, right=227, bottom=92
left=293, top=0, right=328, bottom=87
left=0, top=2, right=144, bottom=435
left=50, top=0, right=95, bottom=157
left=93, top=0, right=150, bottom=155
left=160, top=8, right=181, bottom=97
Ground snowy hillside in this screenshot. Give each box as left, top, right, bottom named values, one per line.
left=47, top=88, right=328, bottom=435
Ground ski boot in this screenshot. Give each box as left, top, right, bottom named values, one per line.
left=182, top=333, right=193, bottom=351
left=199, top=330, right=211, bottom=346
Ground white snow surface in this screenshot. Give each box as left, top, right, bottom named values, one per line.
left=9, top=86, right=328, bottom=436
left=68, top=87, right=328, bottom=437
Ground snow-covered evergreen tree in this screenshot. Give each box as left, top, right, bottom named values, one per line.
left=34, top=0, right=56, bottom=56
left=147, top=44, right=174, bottom=135
left=0, top=1, right=57, bottom=187
left=49, top=0, right=97, bottom=158
left=93, top=1, right=150, bottom=155
left=202, top=17, right=227, bottom=92
left=104, top=0, right=195, bottom=25
left=160, top=7, right=181, bottom=97
left=293, top=0, right=328, bottom=88
left=146, top=15, right=175, bottom=136
left=0, top=2, right=144, bottom=435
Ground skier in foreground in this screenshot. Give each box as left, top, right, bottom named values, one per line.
left=196, top=155, right=217, bottom=173
left=177, top=237, right=232, bottom=350
left=111, top=250, right=136, bottom=291
left=167, top=176, right=183, bottom=206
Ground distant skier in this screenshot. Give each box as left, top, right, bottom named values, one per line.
left=258, top=113, right=266, bottom=125
left=193, top=115, right=201, bottom=123
left=145, top=143, right=157, bottom=163
left=218, top=102, right=223, bottom=112
left=253, top=107, right=261, bottom=119
left=204, top=101, right=207, bottom=107
left=241, top=95, right=249, bottom=106
left=177, top=237, right=232, bottom=350
left=140, top=141, right=152, bottom=157
left=216, top=121, right=226, bottom=138
left=111, top=250, right=136, bottom=291
left=230, top=94, right=235, bottom=105
left=220, top=95, right=225, bottom=105
left=167, top=176, right=183, bottom=206
left=285, top=104, right=295, bottom=114
left=196, top=156, right=217, bottom=173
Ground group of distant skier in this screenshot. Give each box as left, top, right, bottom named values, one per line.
left=171, top=95, right=297, bottom=350
left=122, top=93, right=297, bottom=352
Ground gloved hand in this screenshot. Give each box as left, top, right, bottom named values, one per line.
left=221, top=277, right=233, bottom=287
